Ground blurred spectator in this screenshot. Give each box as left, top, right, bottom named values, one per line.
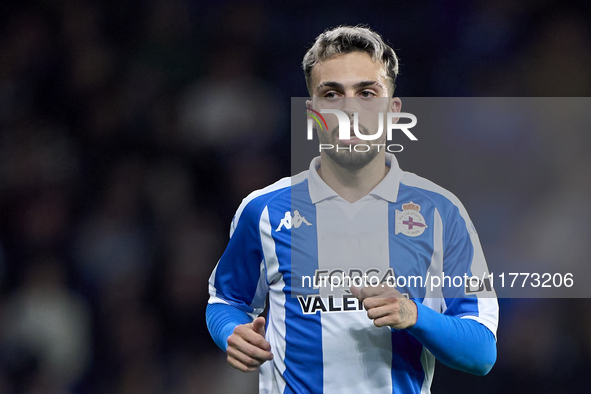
left=0, top=122, right=78, bottom=191
left=176, top=43, right=280, bottom=151
left=72, top=156, right=152, bottom=298
left=519, top=11, right=591, bottom=96
left=0, top=256, right=91, bottom=393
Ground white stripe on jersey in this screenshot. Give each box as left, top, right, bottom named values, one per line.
left=419, top=348, right=435, bottom=394
left=259, top=206, right=287, bottom=394
left=317, top=197, right=393, bottom=393
left=248, top=260, right=268, bottom=320
left=423, top=208, right=444, bottom=312
left=208, top=266, right=229, bottom=305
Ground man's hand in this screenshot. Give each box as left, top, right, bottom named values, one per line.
left=350, top=285, right=418, bottom=330
left=226, top=316, right=274, bottom=372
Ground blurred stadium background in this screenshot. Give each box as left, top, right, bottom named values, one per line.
left=0, top=0, right=590, bottom=393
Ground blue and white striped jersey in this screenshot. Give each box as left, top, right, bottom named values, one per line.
left=208, top=153, right=498, bottom=394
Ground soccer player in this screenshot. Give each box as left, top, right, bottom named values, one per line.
left=206, top=25, right=498, bottom=393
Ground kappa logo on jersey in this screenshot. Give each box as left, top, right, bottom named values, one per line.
left=275, top=210, right=313, bottom=232
left=395, top=201, right=428, bottom=237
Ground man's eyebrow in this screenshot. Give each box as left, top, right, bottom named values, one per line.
left=353, top=81, right=383, bottom=89
left=316, top=81, right=384, bottom=90
left=316, top=81, right=343, bottom=90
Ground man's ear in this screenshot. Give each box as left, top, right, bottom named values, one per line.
left=390, top=97, right=402, bottom=113
left=305, top=100, right=312, bottom=122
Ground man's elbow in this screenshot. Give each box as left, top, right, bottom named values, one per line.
left=465, top=344, right=497, bottom=376
left=471, top=359, right=495, bottom=376
left=445, top=340, right=496, bottom=376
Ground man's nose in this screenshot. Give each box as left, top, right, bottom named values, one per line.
left=342, top=97, right=360, bottom=117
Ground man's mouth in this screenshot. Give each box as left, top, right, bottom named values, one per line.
left=339, top=136, right=364, bottom=145
left=336, top=126, right=368, bottom=145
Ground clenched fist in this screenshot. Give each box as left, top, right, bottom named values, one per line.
left=350, top=285, right=417, bottom=330
left=226, top=317, right=274, bottom=372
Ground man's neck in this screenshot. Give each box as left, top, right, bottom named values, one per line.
left=317, top=154, right=389, bottom=203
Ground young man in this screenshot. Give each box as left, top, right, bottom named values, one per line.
left=207, top=26, right=498, bottom=394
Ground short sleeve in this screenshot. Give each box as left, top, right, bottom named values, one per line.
left=208, top=201, right=269, bottom=319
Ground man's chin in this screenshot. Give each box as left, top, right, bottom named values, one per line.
left=324, top=149, right=379, bottom=171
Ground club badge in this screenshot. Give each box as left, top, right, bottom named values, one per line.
left=395, top=201, right=428, bottom=237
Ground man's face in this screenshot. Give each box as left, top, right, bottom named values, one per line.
left=308, top=51, right=401, bottom=171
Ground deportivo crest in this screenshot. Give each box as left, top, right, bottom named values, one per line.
left=395, top=202, right=428, bottom=237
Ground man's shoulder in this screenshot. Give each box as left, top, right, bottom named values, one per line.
left=398, top=170, right=468, bottom=217
left=230, top=170, right=309, bottom=233
left=240, top=170, right=309, bottom=210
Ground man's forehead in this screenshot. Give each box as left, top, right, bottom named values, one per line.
left=311, top=52, right=389, bottom=88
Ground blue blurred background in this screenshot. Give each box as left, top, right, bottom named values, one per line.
left=0, top=0, right=590, bottom=393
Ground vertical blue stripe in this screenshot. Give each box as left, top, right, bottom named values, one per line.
left=390, top=330, right=426, bottom=394
left=282, top=179, right=323, bottom=393
left=214, top=196, right=266, bottom=311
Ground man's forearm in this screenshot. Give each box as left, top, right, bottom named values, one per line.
left=406, top=301, right=497, bottom=376
left=206, top=303, right=253, bottom=351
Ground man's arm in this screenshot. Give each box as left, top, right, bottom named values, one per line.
left=207, top=183, right=293, bottom=372
left=407, top=301, right=496, bottom=376
left=206, top=303, right=273, bottom=372
left=206, top=303, right=252, bottom=350
left=351, top=285, right=496, bottom=376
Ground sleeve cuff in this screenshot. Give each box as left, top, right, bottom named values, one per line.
left=206, top=302, right=253, bottom=351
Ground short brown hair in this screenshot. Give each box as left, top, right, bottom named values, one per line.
left=302, top=25, right=399, bottom=96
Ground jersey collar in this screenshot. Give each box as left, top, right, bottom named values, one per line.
left=308, top=153, right=402, bottom=204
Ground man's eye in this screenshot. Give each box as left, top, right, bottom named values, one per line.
left=324, top=92, right=342, bottom=99
left=359, top=91, right=376, bottom=98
